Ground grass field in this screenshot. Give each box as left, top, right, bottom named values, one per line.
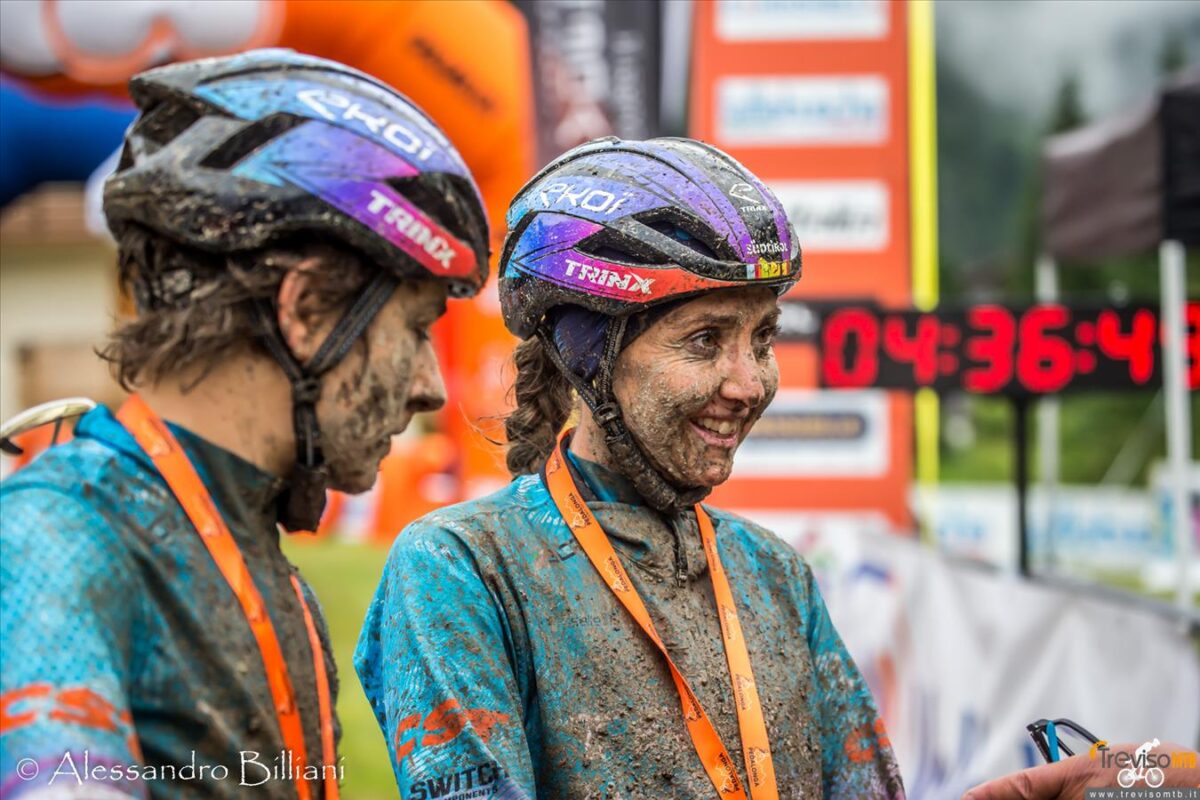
left=282, top=537, right=396, bottom=800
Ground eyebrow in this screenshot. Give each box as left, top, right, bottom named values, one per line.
left=673, top=308, right=780, bottom=330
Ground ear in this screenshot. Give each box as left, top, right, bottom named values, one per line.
left=276, top=268, right=323, bottom=363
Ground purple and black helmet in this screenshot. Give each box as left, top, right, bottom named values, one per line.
left=499, top=136, right=801, bottom=340
left=104, top=48, right=490, bottom=297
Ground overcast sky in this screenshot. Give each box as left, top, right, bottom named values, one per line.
left=937, top=0, right=1200, bottom=124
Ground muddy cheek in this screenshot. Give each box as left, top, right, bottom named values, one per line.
left=742, top=354, right=780, bottom=441
left=674, top=354, right=777, bottom=485
left=618, top=357, right=723, bottom=487
left=323, top=346, right=414, bottom=493
left=761, top=354, right=780, bottom=406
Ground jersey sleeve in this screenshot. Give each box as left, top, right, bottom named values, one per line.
left=354, top=521, right=536, bottom=800
left=0, top=487, right=146, bottom=798
left=799, top=559, right=907, bottom=800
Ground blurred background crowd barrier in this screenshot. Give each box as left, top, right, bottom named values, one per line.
left=1, top=1, right=1196, bottom=797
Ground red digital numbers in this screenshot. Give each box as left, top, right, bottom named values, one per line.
left=963, top=305, right=1016, bottom=393
left=883, top=314, right=939, bottom=385
left=1096, top=309, right=1156, bottom=385
left=821, top=308, right=880, bottom=388
left=1017, top=304, right=1074, bottom=393
left=1186, top=302, right=1200, bottom=390
left=815, top=302, right=1187, bottom=394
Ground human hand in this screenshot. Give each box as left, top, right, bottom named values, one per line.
left=962, top=742, right=1200, bottom=800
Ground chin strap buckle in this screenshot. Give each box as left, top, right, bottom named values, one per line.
left=593, top=401, right=624, bottom=432
left=290, top=377, right=323, bottom=469
left=291, top=376, right=322, bottom=407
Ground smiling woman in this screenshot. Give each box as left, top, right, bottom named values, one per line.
left=355, top=137, right=906, bottom=800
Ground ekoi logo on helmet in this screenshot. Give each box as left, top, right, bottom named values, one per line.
left=298, top=89, right=440, bottom=163
left=538, top=182, right=631, bottom=215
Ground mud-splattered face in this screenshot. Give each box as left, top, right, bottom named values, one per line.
left=306, top=281, right=448, bottom=494
left=611, top=287, right=781, bottom=489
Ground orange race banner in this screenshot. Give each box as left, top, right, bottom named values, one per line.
left=691, top=0, right=938, bottom=530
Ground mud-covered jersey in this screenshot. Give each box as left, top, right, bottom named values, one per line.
left=0, top=407, right=339, bottom=798
left=355, top=452, right=905, bottom=800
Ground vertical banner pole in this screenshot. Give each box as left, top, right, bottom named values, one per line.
left=1014, top=396, right=1031, bottom=576
left=1035, top=253, right=1060, bottom=569
left=910, top=0, right=940, bottom=542
left=1159, top=239, right=1194, bottom=614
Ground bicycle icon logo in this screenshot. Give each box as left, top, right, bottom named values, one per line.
left=1117, top=739, right=1166, bottom=789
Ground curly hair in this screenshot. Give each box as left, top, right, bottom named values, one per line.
left=100, top=224, right=375, bottom=390
left=503, top=337, right=575, bottom=476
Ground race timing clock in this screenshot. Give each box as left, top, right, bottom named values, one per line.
left=789, top=301, right=1200, bottom=395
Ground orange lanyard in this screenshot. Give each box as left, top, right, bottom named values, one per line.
left=117, top=395, right=338, bottom=800
left=543, top=430, right=778, bottom=799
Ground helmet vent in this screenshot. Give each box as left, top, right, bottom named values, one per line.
left=634, top=208, right=732, bottom=260
left=645, top=220, right=718, bottom=259
left=199, top=113, right=306, bottom=169
left=575, top=216, right=720, bottom=266
left=133, top=101, right=201, bottom=149
left=575, top=230, right=660, bottom=266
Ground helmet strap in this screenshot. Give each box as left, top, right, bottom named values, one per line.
left=255, top=271, right=400, bottom=531
left=536, top=319, right=710, bottom=514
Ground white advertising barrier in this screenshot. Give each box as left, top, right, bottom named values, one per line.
left=910, top=482, right=1198, bottom=592
left=740, top=513, right=1200, bottom=799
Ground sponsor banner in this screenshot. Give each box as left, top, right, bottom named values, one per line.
left=717, top=75, right=889, bottom=146
left=910, top=481, right=1200, bottom=592
left=1145, top=462, right=1200, bottom=592
left=716, top=0, right=889, bottom=42
left=692, top=0, right=923, bottom=526
left=760, top=519, right=1200, bottom=799
left=515, top=0, right=662, bottom=165
left=1150, top=461, right=1200, bottom=544
left=769, top=180, right=890, bottom=252
left=733, top=389, right=888, bottom=477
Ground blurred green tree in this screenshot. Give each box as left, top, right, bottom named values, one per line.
left=1159, top=30, right=1187, bottom=75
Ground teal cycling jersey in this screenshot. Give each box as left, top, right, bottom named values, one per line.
left=0, top=406, right=339, bottom=798
left=355, top=450, right=905, bottom=799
